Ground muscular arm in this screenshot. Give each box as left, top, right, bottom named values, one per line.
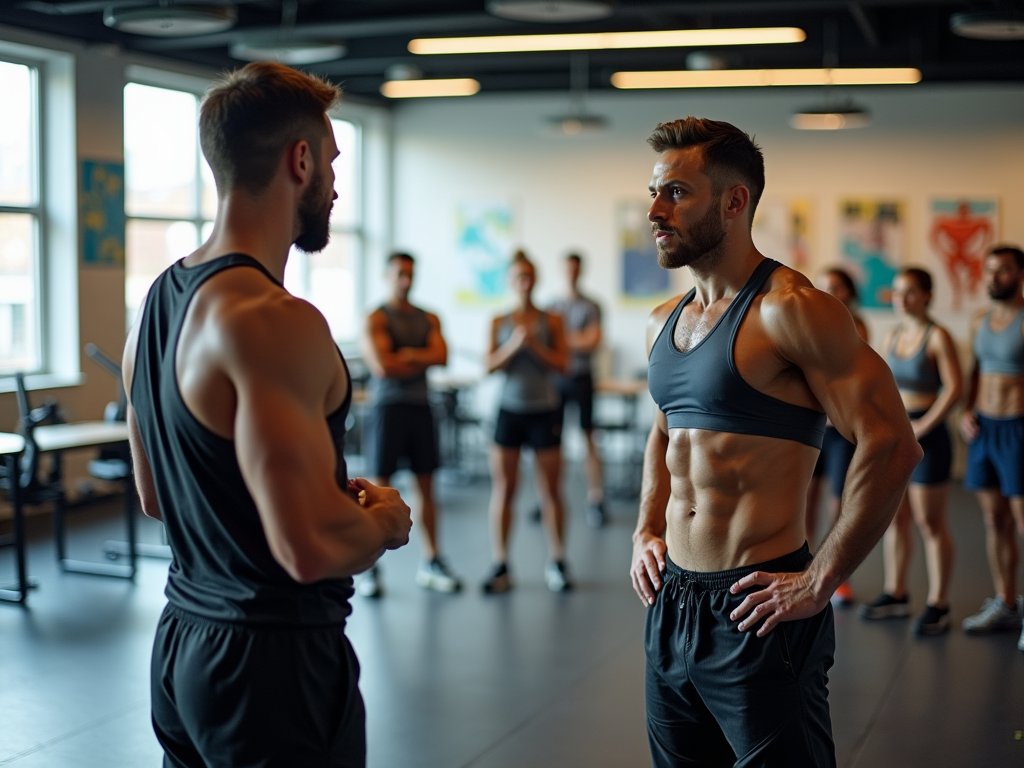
left=565, top=320, right=601, bottom=356
left=231, top=303, right=411, bottom=582
left=122, top=295, right=162, bottom=521
left=731, top=287, right=922, bottom=635
left=911, top=326, right=963, bottom=437
left=360, top=310, right=420, bottom=380
left=396, top=313, right=448, bottom=369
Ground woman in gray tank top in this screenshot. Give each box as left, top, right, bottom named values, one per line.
left=482, top=252, right=572, bottom=593
left=860, top=267, right=963, bottom=635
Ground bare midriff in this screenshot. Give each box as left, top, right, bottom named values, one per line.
left=977, top=373, right=1024, bottom=419
left=664, top=427, right=819, bottom=572
left=900, top=391, right=938, bottom=413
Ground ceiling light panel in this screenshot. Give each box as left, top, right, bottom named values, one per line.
left=611, top=68, right=922, bottom=89
left=409, top=27, right=806, bottom=55
left=380, top=78, right=481, bottom=98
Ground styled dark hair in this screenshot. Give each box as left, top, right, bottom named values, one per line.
left=900, top=267, right=933, bottom=294
left=510, top=249, right=534, bottom=271
left=565, top=253, right=582, bottom=265
left=200, top=62, right=340, bottom=195
left=990, top=244, right=1024, bottom=270
left=647, top=117, right=766, bottom=222
left=388, top=252, right=415, bottom=265
left=825, top=267, right=859, bottom=302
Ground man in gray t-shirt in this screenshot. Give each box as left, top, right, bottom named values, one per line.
left=549, top=253, right=606, bottom=526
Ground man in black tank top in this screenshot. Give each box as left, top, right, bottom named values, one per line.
left=358, top=252, right=462, bottom=596
left=630, top=118, right=921, bottom=767
left=122, top=63, right=411, bottom=768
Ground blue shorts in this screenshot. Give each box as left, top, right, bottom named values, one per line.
left=965, top=414, right=1024, bottom=498
left=908, top=411, right=952, bottom=486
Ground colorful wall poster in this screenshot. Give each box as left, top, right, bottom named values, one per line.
left=454, top=200, right=516, bottom=306
left=838, top=199, right=906, bottom=309
left=752, top=197, right=812, bottom=271
left=80, top=160, right=125, bottom=266
left=618, top=200, right=670, bottom=303
left=927, top=199, right=999, bottom=313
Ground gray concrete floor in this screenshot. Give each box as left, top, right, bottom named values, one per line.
left=0, top=466, right=1022, bottom=767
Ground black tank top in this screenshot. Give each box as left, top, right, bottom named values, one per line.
left=647, top=258, right=826, bottom=449
left=131, top=253, right=355, bottom=625
left=371, top=304, right=431, bottom=406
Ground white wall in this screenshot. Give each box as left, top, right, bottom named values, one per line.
left=387, top=84, right=1024, bottom=391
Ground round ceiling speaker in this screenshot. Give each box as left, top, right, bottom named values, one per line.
left=487, top=1, right=614, bottom=23
left=103, top=4, right=237, bottom=37
left=950, top=11, right=1024, bottom=40
left=230, top=41, right=347, bottom=65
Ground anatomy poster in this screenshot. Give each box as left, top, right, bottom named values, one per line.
left=927, top=199, right=999, bottom=313
left=752, top=197, right=812, bottom=271
left=839, top=199, right=906, bottom=309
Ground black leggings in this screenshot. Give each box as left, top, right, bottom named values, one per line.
left=645, top=546, right=836, bottom=768
left=151, top=605, right=366, bottom=768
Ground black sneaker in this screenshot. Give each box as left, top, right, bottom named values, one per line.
left=586, top=501, right=607, bottom=528
left=482, top=563, right=512, bottom=594
left=858, top=593, right=910, bottom=620
left=914, top=604, right=951, bottom=636
left=529, top=506, right=542, bottom=524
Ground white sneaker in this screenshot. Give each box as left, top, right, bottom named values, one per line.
left=544, top=560, right=573, bottom=593
left=357, top=566, right=383, bottom=599
left=416, top=558, right=463, bottom=593
left=961, top=597, right=1022, bottom=634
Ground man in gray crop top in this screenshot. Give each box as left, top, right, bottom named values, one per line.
left=630, top=117, right=921, bottom=767
left=549, top=253, right=607, bottom=527
left=359, top=252, right=462, bottom=596
left=960, top=245, right=1024, bottom=644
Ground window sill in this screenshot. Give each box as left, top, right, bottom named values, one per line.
left=0, top=372, right=85, bottom=394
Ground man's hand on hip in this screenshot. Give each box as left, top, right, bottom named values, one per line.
left=631, top=533, right=667, bottom=607
left=729, top=570, right=828, bottom=637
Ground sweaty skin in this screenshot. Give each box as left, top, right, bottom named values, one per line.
left=630, top=147, right=922, bottom=636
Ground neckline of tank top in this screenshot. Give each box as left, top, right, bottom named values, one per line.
left=889, top=322, right=934, bottom=362
left=174, top=253, right=281, bottom=287
left=665, top=258, right=778, bottom=358
left=985, top=307, right=1024, bottom=335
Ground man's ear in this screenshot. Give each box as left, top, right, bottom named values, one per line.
left=723, top=184, right=751, bottom=221
left=286, top=139, right=314, bottom=185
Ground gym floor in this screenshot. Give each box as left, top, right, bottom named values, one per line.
left=0, top=463, right=1022, bottom=768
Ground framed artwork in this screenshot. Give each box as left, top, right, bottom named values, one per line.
left=454, top=200, right=517, bottom=306
left=839, top=199, right=906, bottom=308
left=618, top=200, right=670, bottom=304
left=927, top=199, right=999, bottom=313
left=80, top=160, right=125, bottom=266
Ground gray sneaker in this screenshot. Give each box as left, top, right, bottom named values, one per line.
left=961, top=597, right=1022, bottom=634
left=416, top=557, right=463, bottom=593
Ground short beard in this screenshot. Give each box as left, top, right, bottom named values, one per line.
left=990, top=282, right=1021, bottom=301
left=653, top=199, right=727, bottom=271
left=294, top=166, right=332, bottom=254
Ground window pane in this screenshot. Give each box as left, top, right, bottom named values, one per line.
left=0, top=213, right=40, bottom=373
left=126, top=219, right=199, bottom=327
left=0, top=61, right=36, bottom=207
left=330, top=119, right=358, bottom=229
left=284, top=233, right=358, bottom=342
left=124, top=83, right=198, bottom=218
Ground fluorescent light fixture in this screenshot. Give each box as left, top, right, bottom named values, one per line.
left=409, top=27, right=806, bottom=55
left=950, top=11, right=1024, bottom=40
left=380, top=78, right=481, bottom=98
left=791, top=108, right=871, bottom=130
left=611, top=67, right=922, bottom=89
left=547, top=114, right=608, bottom=135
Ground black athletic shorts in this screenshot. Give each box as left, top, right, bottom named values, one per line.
left=645, top=545, right=836, bottom=768
left=557, top=373, right=595, bottom=431
left=908, top=410, right=952, bottom=485
left=494, top=407, right=562, bottom=450
left=152, top=605, right=366, bottom=768
left=363, top=402, right=440, bottom=478
left=812, top=425, right=856, bottom=499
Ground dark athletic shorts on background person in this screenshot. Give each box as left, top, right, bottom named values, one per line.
left=965, top=414, right=1024, bottom=498
left=151, top=605, right=366, bottom=768
left=363, top=402, right=440, bottom=478
left=812, top=425, right=856, bottom=499
left=494, top=408, right=562, bottom=450
left=908, top=410, right=952, bottom=485
left=645, top=545, right=836, bottom=768
left=557, top=373, right=595, bottom=431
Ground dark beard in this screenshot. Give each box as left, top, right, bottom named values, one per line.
left=989, top=282, right=1020, bottom=301
left=294, top=167, right=332, bottom=254
left=653, top=200, right=727, bottom=270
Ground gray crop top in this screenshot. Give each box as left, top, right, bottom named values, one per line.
left=974, top=309, right=1024, bottom=376
left=886, top=324, right=942, bottom=394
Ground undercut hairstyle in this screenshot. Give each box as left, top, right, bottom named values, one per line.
left=388, top=252, right=415, bottom=266
left=647, top=117, right=766, bottom=222
left=200, top=62, right=340, bottom=196
left=990, top=244, right=1024, bottom=270
left=900, top=267, right=933, bottom=294
left=825, top=267, right=859, bottom=302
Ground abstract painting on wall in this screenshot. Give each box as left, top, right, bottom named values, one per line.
left=927, top=199, right=999, bottom=313
left=454, top=200, right=516, bottom=305
left=618, top=200, right=670, bottom=303
left=839, top=199, right=906, bottom=309
left=752, top=197, right=812, bottom=271
left=80, top=160, right=125, bottom=266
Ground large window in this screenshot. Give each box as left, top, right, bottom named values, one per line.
left=124, top=81, right=363, bottom=340
left=0, top=60, right=42, bottom=374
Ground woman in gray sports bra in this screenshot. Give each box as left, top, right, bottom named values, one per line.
left=860, top=268, right=963, bottom=635
left=482, top=252, right=571, bottom=594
